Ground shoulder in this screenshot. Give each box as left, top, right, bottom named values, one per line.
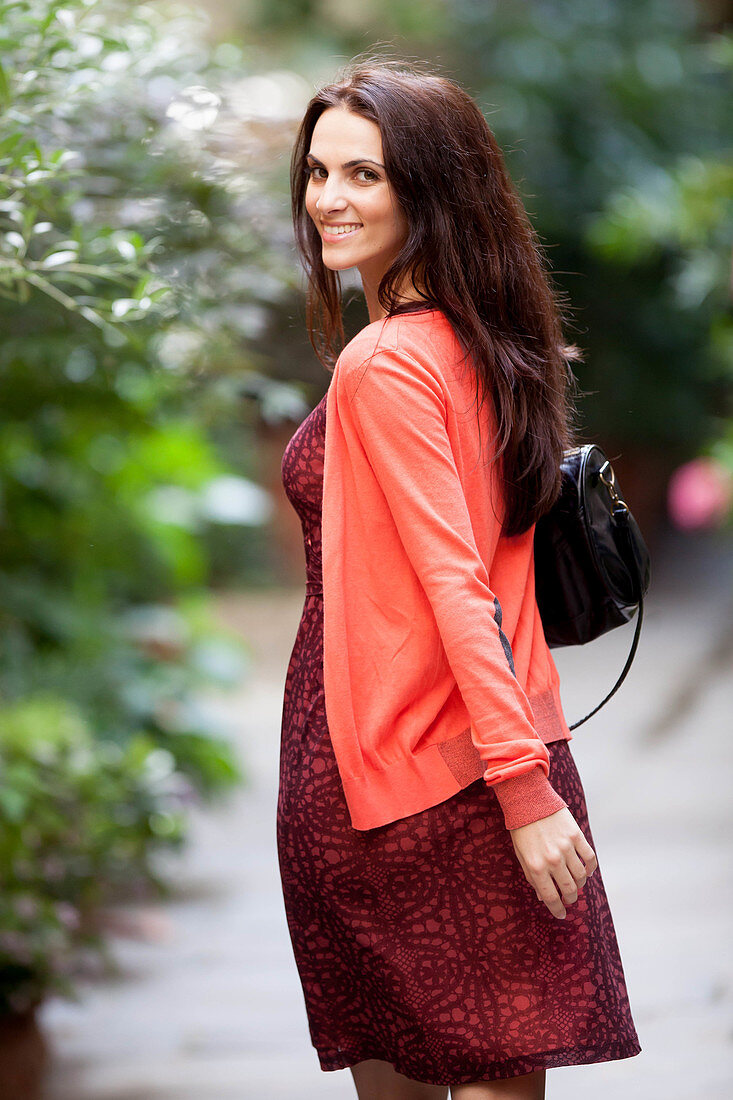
left=335, top=309, right=457, bottom=400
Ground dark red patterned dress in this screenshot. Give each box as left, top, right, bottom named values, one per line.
left=277, top=390, right=641, bottom=1086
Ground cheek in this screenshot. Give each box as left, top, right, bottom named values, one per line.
left=364, top=194, right=404, bottom=236
left=382, top=205, right=408, bottom=249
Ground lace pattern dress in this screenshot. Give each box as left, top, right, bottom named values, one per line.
left=276, top=389, right=641, bottom=1086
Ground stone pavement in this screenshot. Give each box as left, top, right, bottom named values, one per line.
left=41, top=529, right=733, bottom=1099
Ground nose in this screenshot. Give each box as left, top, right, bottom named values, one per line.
left=315, top=173, right=348, bottom=215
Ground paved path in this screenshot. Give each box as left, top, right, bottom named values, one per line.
left=42, top=529, right=733, bottom=1099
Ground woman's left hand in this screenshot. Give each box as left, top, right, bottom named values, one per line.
left=508, top=806, right=598, bottom=920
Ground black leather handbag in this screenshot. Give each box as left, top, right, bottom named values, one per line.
left=533, top=444, right=651, bottom=729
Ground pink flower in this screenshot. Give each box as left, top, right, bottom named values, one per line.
left=667, top=457, right=733, bottom=530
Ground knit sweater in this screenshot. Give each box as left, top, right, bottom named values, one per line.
left=321, top=307, right=571, bottom=832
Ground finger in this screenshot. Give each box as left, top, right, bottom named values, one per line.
left=550, top=863, right=579, bottom=906
left=554, top=871, right=576, bottom=906
left=534, top=872, right=567, bottom=920
left=565, top=849, right=589, bottom=891
left=544, top=843, right=581, bottom=906
left=575, top=835, right=598, bottom=875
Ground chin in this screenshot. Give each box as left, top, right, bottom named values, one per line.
left=321, top=252, right=363, bottom=272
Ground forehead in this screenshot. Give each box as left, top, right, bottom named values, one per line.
left=308, top=107, right=382, bottom=159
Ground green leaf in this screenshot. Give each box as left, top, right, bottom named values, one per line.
left=0, top=61, right=9, bottom=108
left=0, top=786, right=28, bottom=823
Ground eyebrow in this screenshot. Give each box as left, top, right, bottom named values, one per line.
left=305, top=154, right=385, bottom=170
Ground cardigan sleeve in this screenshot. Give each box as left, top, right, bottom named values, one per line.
left=491, top=764, right=568, bottom=829
left=342, top=344, right=567, bottom=802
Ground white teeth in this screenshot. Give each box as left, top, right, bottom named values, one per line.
left=324, top=223, right=362, bottom=235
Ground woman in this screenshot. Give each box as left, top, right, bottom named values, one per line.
left=277, top=57, right=641, bottom=1099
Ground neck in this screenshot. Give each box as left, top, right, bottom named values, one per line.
left=361, top=274, right=384, bottom=324
left=360, top=271, right=430, bottom=324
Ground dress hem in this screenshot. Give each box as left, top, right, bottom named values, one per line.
left=314, top=1037, right=642, bottom=1085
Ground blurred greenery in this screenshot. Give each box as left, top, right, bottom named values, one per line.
left=0, top=0, right=309, bottom=1012
left=446, top=0, right=732, bottom=460
left=0, top=695, right=190, bottom=1014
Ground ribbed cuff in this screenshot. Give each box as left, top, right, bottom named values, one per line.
left=490, top=764, right=568, bottom=830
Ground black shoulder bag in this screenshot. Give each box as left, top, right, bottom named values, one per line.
left=533, top=444, right=652, bottom=730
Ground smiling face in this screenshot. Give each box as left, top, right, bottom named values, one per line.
left=304, top=106, right=411, bottom=296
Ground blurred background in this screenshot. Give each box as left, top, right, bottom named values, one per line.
left=0, top=0, right=731, bottom=1097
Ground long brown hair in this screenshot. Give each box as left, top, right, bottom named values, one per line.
left=290, top=56, right=582, bottom=537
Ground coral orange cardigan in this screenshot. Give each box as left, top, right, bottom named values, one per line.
left=321, top=308, right=571, bottom=832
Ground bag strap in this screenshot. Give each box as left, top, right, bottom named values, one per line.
left=568, top=593, right=644, bottom=729
left=568, top=500, right=646, bottom=731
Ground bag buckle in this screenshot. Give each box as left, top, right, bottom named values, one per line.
left=598, top=459, right=628, bottom=511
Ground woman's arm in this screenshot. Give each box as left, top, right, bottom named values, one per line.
left=342, top=345, right=553, bottom=786
left=342, top=345, right=598, bottom=918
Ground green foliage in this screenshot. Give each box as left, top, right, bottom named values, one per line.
left=242, top=0, right=447, bottom=49
left=0, top=0, right=291, bottom=1012
left=587, top=151, right=733, bottom=462
left=442, top=0, right=733, bottom=456
left=0, top=694, right=192, bottom=1014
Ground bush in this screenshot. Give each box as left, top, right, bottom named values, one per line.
left=0, top=0, right=291, bottom=1012
left=0, top=696, right=191, bottom=1014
